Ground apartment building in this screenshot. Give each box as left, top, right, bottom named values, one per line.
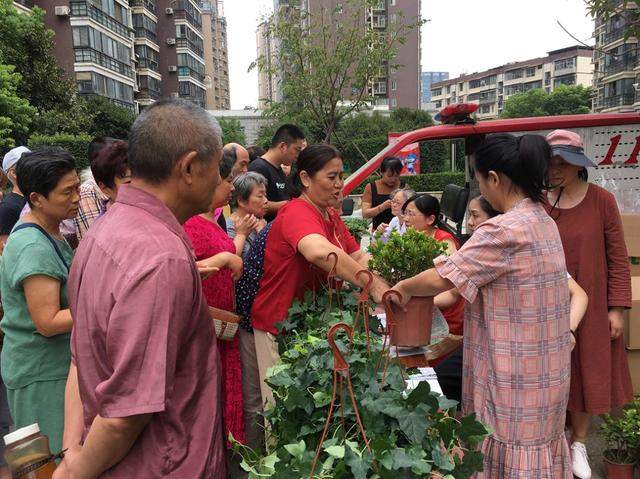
left=256, top=19, right=278, bottom=108
left=421, top=71, right=448, bottom=108
left=205, top=1, right=230, bottom=109
left=12, top=0, right=230, bottom=110
left=592, top=0, right=640, bottom=112
left=261, top=0, right=421, bottom=110
left=430, top=46, right=594, bottom=120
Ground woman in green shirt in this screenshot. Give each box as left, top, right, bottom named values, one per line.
left=0, top=148, right=79, bottom=453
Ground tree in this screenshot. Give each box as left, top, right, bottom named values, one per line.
left=586, top=0, right=640, bottom=39
left=501, top=85, right=592, bottom=119
left=254, top=0, right=424, bottom=142
left=85, top=96, right=135, bottom=139
left=0, top=0, right=74, bottom=112
left=0, top=64, right=36, bottom=149
left=217, top=117, right=247, bottom=145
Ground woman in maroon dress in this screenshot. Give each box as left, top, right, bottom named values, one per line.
left=184, top=154, right=245, bottom=469
left=545, top=130, right=632, bottom=479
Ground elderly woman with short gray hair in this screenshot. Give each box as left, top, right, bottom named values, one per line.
left=226, top=171, right=269, bottom=259
left=375, top=187, right=415, bottom=239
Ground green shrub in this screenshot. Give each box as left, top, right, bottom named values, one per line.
left=342, top=217, right=369, bottom=243
left=350, top=171, right=465, bottom=195
left=28, top=133, right=92, bottom=171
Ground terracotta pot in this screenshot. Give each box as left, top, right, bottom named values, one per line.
left=383, top=293, right=433, bottom=347
left=603, top=457, right=635, bottom=479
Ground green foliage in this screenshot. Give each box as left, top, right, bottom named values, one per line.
left=342, top=217, right=369, bottom=243
left=0, top=0, right=74, bottom=112
left=254, top=0, right=424, bottom=142
left=28, top=133, right=92, bottom=171
left=600, top=396, right=640, bottom=464
left=85, top=96, right=135, bottom=139
left=500, top=85, right=592, bottom=119
left=218, top=117, right=247, bottom=145
left=0, top=63, right=35, bottom=149
left=368, top=228, right=448, bottom=284
left=234, top=289, right=488, bottom=478
left=585, top=1, right=640, bottom=40
left=351, top=171, right=465, bottom=195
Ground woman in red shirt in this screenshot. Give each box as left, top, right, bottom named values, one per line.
left=401, top=193, right=464, bottom=336
left=251, top=144, right=388, bottom=407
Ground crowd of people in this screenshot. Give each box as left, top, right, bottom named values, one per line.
left=0, top=99, right=632, bottom=479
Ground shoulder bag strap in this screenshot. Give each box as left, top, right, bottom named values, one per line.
left=12, top=223, right=70, bottom=272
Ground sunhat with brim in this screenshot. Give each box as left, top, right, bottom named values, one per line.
left=546, top=129, right=597, bottom=168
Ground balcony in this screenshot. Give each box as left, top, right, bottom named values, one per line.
left=134, top=27, right=157, bottom=43
left=601, top=93, right=635, bottom=109
left=13, top=0, right=34, bottom=9
left=70, top=1, right=133, bottom=38
left=602, top=56, right=638, bottom=76
left=174, top=2, right=202, bottom=29
left=74, top=48, right=135, bottom=78
left=136, top=88, right=160, bottom=100
left=372, top=0, right=385, bottom=11
left=137, top=57, right=159, bottom=72
left=602, top=27, right=626, bottom=45
left=178, top=66, right=205, bottom=83
left=176, top=37, right=204, bottom=58
left=130, top=0, right=156, bottom=13
left=179, top=94, right=205, bottom=108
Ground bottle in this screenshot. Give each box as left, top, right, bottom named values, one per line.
left=4, top=424, right=56, bottom=478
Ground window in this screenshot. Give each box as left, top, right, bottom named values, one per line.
left=138, top=74, right=160, bottom=92
left=77, top=71, right=134, bottom=104
left=479, top=104, right=493, bottom=114
left=391, top=98, right=397, bottom=107
left=544, top=71, right=551, bottom=85
left=431, top=87, right=442, bottom=97
left=72, top=26, right=132, bottom=64
left=504, top=83, right=523, bottom=95
left=504, top=69, right=523, bottom=80
left=525, top=66, right=536, bottom=77
left=371, top=14, right=386, bottom=28
left=135, top=44, right=159, bottom=71
left=458, top=82, right=463, bottom=91
left=391, top=80, right=397, bottom=91
left=522, top=80, right=542, bottom=91
left=434, top=100, right=442, bottom=108
left=469, top=75, right=496, bottom=89
left=554, top=57, right=576, bottom=70
left=553, top=74, right=576, bottom=87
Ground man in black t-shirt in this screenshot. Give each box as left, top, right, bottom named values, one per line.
left=248, top=124, right=305, bottom=222
left=0, top=146, right=29, bottom=243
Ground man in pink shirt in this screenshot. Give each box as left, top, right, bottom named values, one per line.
left=55, top=99, right=226, bottom=478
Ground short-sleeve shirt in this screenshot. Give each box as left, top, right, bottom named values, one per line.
left=74, top=180, right=109, bottom=240
left=0, top=222, right=73, bottom=389
left=251, top=199, right=360, bottom=334
left=68, top=184, right=225, bottom=478
left=0, top=193, right=27, bottom=236
left=248, top=158, right=290, bottom=221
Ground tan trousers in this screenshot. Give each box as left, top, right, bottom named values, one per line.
left=253, top=329, right=280, bottom=410
left=238, top=329, right=264, bottom=452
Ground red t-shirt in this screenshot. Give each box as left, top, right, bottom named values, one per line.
left=251, top=199, right=360, bottom=335
left=434, top=228, right=465, bottom=336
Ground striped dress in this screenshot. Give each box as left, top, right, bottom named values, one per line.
left=434, top=198, right=572, bottom=478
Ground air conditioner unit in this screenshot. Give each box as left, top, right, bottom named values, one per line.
left=165, top=7, right=173, bottom=14
left=166, top=38, right=176, bottom=45
left=168, top=65, right=178, bottom=72
left=54, top=5, right=70, bottom=16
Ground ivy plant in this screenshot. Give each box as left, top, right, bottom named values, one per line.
left=233, top=289, right=488, bottom=478
left=600, top=395, right=640, bottom=464
left=368, top=228, right=448, bottom=285
left=342, top=217, right=369, bottom=244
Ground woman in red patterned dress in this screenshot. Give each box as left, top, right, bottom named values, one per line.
left=183, top=153, right=245, bottom=473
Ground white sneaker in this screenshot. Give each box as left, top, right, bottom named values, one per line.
left=571, top=441, right=592, bottom=479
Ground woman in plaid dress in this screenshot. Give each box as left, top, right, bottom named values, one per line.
left=391, top=134, right=572, bottom=478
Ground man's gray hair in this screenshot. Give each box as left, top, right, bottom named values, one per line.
left=128, top=99, right=222, bottom=183
left=231, top=171, right=268, bottom=209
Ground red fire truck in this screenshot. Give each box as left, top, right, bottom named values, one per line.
left=343, top=107, right=640, bottom=235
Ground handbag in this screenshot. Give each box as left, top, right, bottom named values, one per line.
left=209, top=306, right=240, bottom=341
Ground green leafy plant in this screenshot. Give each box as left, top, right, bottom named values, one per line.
left=233, top=288, right=488, bottom=478
left=600, top=396, right=640, bottom=465
left=342, top=218, right=369, bottom=244
left=368, top=228, right=448, bottom=285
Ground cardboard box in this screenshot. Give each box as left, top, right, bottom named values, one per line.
left=627, top=349, right=640, bottom=395
left=621, top=214, right=640, bottom=257
left=624, top=276, right=640, bottom=350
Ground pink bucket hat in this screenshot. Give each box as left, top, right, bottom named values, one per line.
left=546, top=129, right=596, bottom=168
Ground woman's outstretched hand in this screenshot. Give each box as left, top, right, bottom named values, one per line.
left=387, top=281, right=411, bottom=307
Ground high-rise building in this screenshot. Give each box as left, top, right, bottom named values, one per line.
left=430, top=46, right=594, bottom=120
left=259, top=0, right=421, bottom=110
left=421, top=71, right=449, bottom=105
left=12, top=0, right=230, bottom=110
left=592, top=1, right=639, bottom=113
left=256, top=19, right=277, bottom=109
left=206, top=1, right=230, bottom=109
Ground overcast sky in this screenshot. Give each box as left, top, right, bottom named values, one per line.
left=223, top=0, right=595, bottom=110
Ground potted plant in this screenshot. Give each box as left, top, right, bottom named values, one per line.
left=342, top=217, right=369, bottom=244
left=600, top=396, right=640, bottom=479
left=369, top=228, right=448, bottom=347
